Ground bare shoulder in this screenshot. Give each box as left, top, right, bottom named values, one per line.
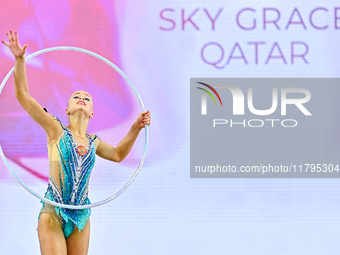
left=88, top=135, right=120, bottom=162
left=88, top=134, right=101, bottom=150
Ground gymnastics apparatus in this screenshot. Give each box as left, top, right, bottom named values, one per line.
left=0, top=29, right=150, bottom=255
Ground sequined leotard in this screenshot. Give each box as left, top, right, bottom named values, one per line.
left=38, top=115, right=97, bottom=238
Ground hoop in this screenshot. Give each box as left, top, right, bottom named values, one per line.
left=0, top=46, right=149, bottom=209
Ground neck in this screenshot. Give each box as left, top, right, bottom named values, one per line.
left=67, top=112, right=89, bottom=137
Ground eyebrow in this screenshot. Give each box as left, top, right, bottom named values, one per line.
left=74, top=92, right=91, bottom=98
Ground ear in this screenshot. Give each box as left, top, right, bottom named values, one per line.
left=66, top=108, right=70, bottom=115
left=90, top=111, right=94, bottom=118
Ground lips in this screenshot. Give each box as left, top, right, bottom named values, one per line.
left=77, top=100, right=86, bottom=106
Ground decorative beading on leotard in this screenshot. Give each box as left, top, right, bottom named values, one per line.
left=40, top=115, right=96, bottom=237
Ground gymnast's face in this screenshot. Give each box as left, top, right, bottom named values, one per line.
left=66, top=90, right=94, bottom=118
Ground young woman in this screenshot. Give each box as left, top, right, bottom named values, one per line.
left=2, top=29, right=151, bottom=255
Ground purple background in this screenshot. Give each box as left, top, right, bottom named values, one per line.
left=0, top=1, right=340, bottom=254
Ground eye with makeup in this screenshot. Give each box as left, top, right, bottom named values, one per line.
left=73, top=96, right=91, bottom=101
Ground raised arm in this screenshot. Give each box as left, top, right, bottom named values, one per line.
left=2, top=30, right=59, bottom=140
left=96, top=110, right=151, bottom=162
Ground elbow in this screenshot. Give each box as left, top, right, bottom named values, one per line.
left=15, top=93, right=30, bottom=102
left=114, top=158, right=123, bottom=163
left=15, top=93, right=22, bottom=100
left=112, top=153, right=124, bottom=163
left=116, top=156, right=124, bottom=163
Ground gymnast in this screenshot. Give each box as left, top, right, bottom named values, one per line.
left=2, top=29, right=151, bottom=255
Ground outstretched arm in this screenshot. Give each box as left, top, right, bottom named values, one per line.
left=2, top=30, right=29, bottom=102
left=2, top=29, right=59, bottom=140
left=96, top=110, right=151, bottom=162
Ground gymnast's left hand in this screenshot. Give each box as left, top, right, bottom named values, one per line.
left=134, top=110, right=151, bottom=130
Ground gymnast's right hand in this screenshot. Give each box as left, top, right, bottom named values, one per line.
left=1, top=29, right=28, bottom=59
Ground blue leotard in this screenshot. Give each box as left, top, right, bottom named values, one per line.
left=38, top=116, right=97, bottom=238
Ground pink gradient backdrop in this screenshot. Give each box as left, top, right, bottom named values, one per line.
left=0, top=0, right=138, bottom=181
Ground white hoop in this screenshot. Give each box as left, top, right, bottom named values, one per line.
left=0, top=46, right=149, bottom=209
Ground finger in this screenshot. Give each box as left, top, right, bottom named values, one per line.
left=9, top=29, right=14, bottom=41
left=1, top=40, right=10, bottom=47
left=23, top=44, right=28, bottom=51
left=14, top=31, right=18, bottom=44
left=6, top=31, right=11, bottom=42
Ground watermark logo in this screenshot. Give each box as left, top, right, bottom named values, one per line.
left=194, top=79, right=312, bottom=128
left=190, top=78, right=337, bottom=178
left=198, top=83, right=311, bottom=116
left=196, top=82, right=223, bottom=115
